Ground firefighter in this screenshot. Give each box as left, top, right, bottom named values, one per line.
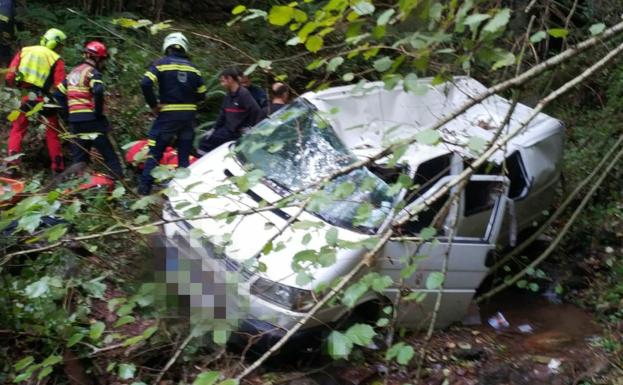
left=55, top=41, right=124, bottom=179
left=138, top=32, right=206, bottom=195
left=198, top=68, right=262, bottom=154
left=264, top=82, right=290, bottom=115
left=5, top=28, right=67, bottom=174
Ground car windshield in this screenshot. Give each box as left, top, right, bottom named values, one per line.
left=235, top=99, right=394, bottom=233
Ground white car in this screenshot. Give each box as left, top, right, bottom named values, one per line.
left=161, top=77, right=564, bottom=350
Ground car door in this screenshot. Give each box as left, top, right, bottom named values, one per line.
left=377, top=175, right=509, bottom=329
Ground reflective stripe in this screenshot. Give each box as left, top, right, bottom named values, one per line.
left=147, top=139, right=156, bottom=146
left=160, top=104, right=197, bottom=112
left=197, top=85, right=207, bottom=93
left=89, top=79, right=103, bottom=88
left=17, top=46, right=60, bottom=88
left=67, top=64, right=97, bottom=115
left=144, top=71, right=157, bottom=83
left=0, top=15, right=8, bottom=22
left=57, top=83, right=67, bottom=94
left=155, top=64, right=201, bottom=75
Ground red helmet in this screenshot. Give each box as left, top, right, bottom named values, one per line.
left=84, top=41, right=108, bottom=60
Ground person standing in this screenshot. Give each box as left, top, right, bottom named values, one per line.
left=198, top=68, right=262, bottom=154
left=5, top=28, right=67, bottom=174
left=138, top=32, right=206, bottom=195
left=55, top=41, right=124, bottom=179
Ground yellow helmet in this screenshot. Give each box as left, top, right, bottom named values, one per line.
left=40, top=28, right=67, bottom=50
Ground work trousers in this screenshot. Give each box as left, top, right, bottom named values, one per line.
left=8, top=97, right=64, bottom=172
left=70, top=119, right=124, bottom=179
left=198, top=126, right=239, bottom=154
left=140, top=119, right=194, bottom=193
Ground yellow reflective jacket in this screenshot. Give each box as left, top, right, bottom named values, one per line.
left=17, top=45, right=60, bottom=89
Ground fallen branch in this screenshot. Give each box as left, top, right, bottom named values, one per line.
left=152, top=333, right=194, bottom=385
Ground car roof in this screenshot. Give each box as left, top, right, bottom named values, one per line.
left=301, top=76, right=562, bottom=169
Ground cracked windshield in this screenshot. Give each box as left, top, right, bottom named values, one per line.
left=235, top=99, right=393, bottom=233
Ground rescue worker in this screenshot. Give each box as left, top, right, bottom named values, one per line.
left=138, top=32, right=206, bottom=195
left=264, top=82, right=290, bottom=115
left=238, top=71, right=267, bottom=109
left=55, top=41, right=124, bottom=179
left=0, top=0, right=16, bottom=70
left=5, top=28, right=67, bottom=174
left=198, top=68, right=262, bottom=154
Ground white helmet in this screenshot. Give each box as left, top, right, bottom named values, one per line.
left=162, top=32, right=189, bottom=54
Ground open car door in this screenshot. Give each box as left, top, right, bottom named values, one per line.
left=377, top=175, right=510, bottom=328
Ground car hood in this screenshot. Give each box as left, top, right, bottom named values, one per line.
left=166, top=144, right=369, bottom=288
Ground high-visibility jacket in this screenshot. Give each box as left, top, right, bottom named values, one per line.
left=56, top=62, right=105, bottom=122
left=140, top=53, right=206, bottom=122
left=16, top=45, right=61, bottom=89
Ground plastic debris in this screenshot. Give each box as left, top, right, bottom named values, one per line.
left=518, top=324, right=534, bottom=333
left=548, top=358, right=561, bottom=373
left=488, top=312, right=510, bottom=330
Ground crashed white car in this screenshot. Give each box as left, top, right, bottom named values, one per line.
left=161, top=77, right=564, bottom=349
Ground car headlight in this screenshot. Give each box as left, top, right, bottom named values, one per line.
left=251, top=277, right=315, bottom=312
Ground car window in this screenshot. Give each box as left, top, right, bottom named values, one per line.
left=235, top=99, right=394, bottom=234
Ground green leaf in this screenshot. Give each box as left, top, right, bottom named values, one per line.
left=67, top=333, right=85, bottom=347
left=327, top=331, right=353, bottom=359
left=42, top=355, right=62, bottom=367
left=342, top=281, right=369, bottom=308
left=415, top=129, right=440, bottom=145
left=482, top=8, right=510, bottom=34
left=114, top=315, right=135, bottom=327
left=37, top=366, right=53, bottom=380
left=396, top=344, right=415, bottom=364
left=530, top=31, right=547, bottom=43
left=305, top=35, right=324, bottom=52
left=137, top=225, right=159, bottom=234
left=118, top=363, right=136, bottom=380
left=352, top=1, right=375, bottom=16
left=13, top=372, right=32, bottom=383
left=342, top=72, right=354, bottom=82
left=373, top=56, right=394, bottom=72
left=89, top=321, right=106, bottom=341
left=325, top=228, right=338, bottom=246
left=193, top=372, right=220, bottom=385
left=82, top=278, right=106, bottom=299
left=213, top=329, right=229, bottom=345
left=377, top=9, right=395, bottom=26
left=14, top=356, right=34, bottom=371
left=142, top=326, right=158, bottom=339
left=24, top=279, right=49, bottom=299
left=345, top=323, right=376, bottom=346
left=112, top=186, right=125, bottom=198
left=468, top=136, right=487, bottom=152
left=268, top=5, right=294, bottom=26
left=426, top=272, right=444, bottom=290
left=589, top=23, right=605, bottom=36
left=231, top=5, right=246, bottom=15
left=463, top=13, right=490, bottom=32
left=218, top=380, right=239, bottom=385
left=386, top=342, right=414, bottom=364
left=371, top=275, right=393, bottom=292
left=327, top=56, right=344, bottom=72
left=548, top=28, right=568, bottom=38
left=258, top=59, right=272, bottom=69
left=492, top=51, right=515, bottom=70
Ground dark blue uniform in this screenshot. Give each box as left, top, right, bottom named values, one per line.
left=198, top=86, right=261, bottom=154
left=0, top=0, right=15, bottom=65
left=139, top=52, right=206, bottom=194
